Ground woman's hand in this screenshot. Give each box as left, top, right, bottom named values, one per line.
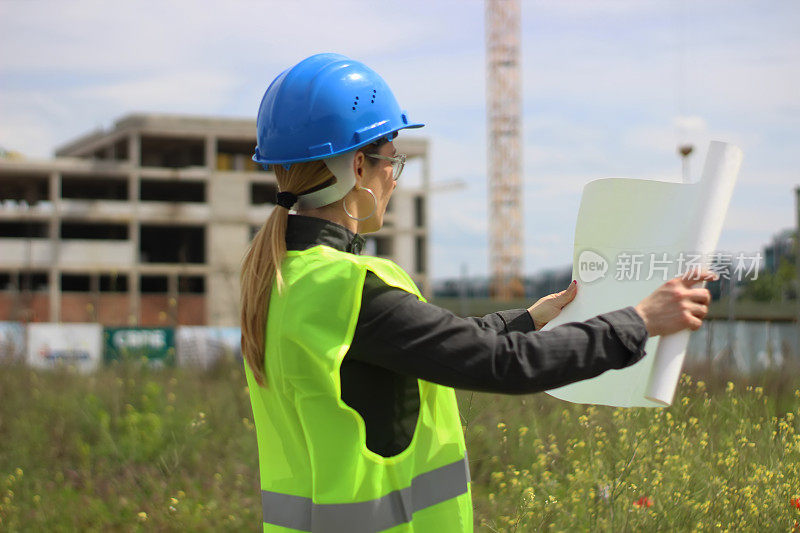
left=528, top=280, right=578, bottom=331
left=634, top=269, right=716, bottom=337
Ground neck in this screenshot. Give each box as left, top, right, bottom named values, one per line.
left=295, top=204, right=359, bottom=234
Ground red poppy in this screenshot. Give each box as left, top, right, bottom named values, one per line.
left=791, top=497, right=800, bottom=509
left=633, top=496, right=653, bottom=508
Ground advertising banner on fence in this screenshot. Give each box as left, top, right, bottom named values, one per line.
left=26, top=323, right=102, bottom=372
left=176, top=326, right=241, bottom=368
left=0, top=322, right=25, bottom=363
left=104, top=327, right=175, bottom=367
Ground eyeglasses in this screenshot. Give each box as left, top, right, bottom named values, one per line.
left=366, top=153, right=406, bottom=181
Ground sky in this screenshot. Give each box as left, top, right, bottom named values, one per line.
left=1, top=0, right=798, bottom=281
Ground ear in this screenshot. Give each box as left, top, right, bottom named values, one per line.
left=352, top=150, right=366, bottom=187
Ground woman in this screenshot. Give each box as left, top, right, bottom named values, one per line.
left=240, top=53, right=715, bottom=532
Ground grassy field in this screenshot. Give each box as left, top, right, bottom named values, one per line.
left=0, top=360, right=798, bottom=532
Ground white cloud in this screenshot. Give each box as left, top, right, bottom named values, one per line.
left=673, top=115, right=707, bottom=132
left=721, top=204, right=793, bottom=234
left=70, top=70, right=241, bottom=111
left=0, top=116, right=57, bottom=158
left=0, top=1, right=467, bottom=72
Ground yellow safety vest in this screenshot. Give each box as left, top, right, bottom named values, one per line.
left=244, top=244, right=473, bottom=532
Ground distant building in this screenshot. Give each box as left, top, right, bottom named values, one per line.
left=432, top=267, right=571, bottom=300
left=764, top=228, right=795, bottom=274
left=0, top=114, right=431, bottom=326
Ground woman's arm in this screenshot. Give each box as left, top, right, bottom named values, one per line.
left=347, top=272, right=648, bottom=395
left=463, top=308, right=536, bottom=333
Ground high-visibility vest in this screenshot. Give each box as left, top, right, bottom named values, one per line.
left=244, top=245, right=473, bottom=532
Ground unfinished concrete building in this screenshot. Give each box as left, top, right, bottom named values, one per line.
left=0, top=114, right=431, bottom=326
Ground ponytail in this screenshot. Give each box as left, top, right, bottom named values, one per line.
left=240, top=160, right=336, bottom=387
left=240, top=205, right=289, bottom=386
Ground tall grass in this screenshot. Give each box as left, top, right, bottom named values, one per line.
left=462, top=362, right=800, bottom=531
left=0, top=361, right=260, bottom=531
left=0, top=360, right=798, bottom=531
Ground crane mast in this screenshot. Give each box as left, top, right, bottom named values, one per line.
left=486, top=0, right=524, bottom=299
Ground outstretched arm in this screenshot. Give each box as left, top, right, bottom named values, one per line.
left=346, top=272, right=648, bottom=395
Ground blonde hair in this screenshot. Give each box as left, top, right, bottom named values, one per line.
left=240, top=140, right=387, bottom=387
left=240, top=160, right=336, bottom=387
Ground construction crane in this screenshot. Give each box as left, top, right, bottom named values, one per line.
left=485, top=0, right=524, bottom=300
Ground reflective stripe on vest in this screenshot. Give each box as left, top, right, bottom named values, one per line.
left=262, top=454, right=471, bottom=532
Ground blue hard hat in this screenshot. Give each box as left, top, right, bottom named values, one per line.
left=253, top=53, right=424, bottom=165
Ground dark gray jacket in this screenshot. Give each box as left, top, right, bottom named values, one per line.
left=284, top=214, right=649, bottom=457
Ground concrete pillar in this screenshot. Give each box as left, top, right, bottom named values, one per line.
left=207, top=223, right=249, bottom=325
left=205, top=135, right=216, bottom=170
left=49, top=171, right=61, bottom=322
left=129, top=132, right=141, bottom=167
left=11, top=271, right=21, bottom=322
left=128, top=133, right=141, bottom=325
left=168, top=273, right=179, bottom=325
left=392, top=193, right=415, bottom=275
left=90, top=272, right=99, bottom=322
left=207, top=173, right=250, bottom=325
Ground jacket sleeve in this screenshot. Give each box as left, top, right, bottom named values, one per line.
left=346, top=271, right=649, bottom=395
left=463, top=308, right=536, bottom=333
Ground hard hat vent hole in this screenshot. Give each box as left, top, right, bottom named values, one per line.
left=370, top=100, right=374, bottom=104
left=352, top=107, right=356, bottom=111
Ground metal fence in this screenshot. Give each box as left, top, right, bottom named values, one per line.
left=0, top=322, right=241, bottom=370
left=685, top=320, right=799, bottom=374
left=3, top=320, right=798, bottom=375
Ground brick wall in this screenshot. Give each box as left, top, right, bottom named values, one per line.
left=0, top=293, right=49, bottom=322
left=0, top=292, right=207, bottom=325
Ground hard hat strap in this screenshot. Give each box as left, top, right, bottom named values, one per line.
left=296, top=150, right=357, bottom=210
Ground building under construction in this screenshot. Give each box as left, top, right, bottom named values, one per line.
left=0, top=114, right=431, bottom=326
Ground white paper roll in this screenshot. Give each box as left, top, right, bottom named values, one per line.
left=644, top=141, right=743, bottom=405
left=542, top=141, right=742, bottom=407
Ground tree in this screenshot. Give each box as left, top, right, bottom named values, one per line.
left=739, top=256, right=796, bottom=302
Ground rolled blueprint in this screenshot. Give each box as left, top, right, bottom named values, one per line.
left=541, top=141, right=743, bottom=407
left=645, top=141, right=743, bottom=405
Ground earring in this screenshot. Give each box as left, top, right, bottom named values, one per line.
left=343, top=186, right=377, bottom=221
